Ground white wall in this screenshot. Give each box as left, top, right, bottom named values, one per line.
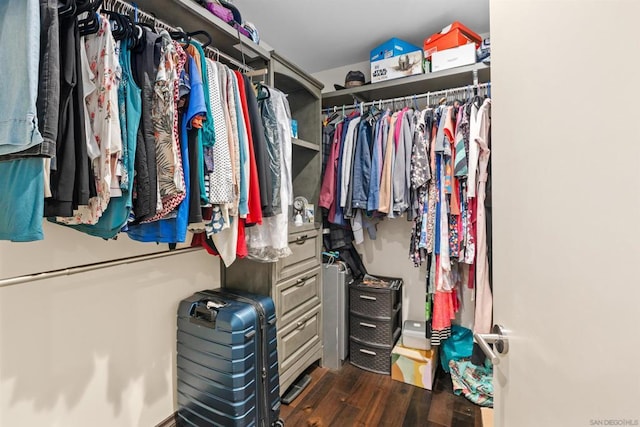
left=357, top=219, right=427, bottom=322
left=312, top=60, right=370, bottom=94
left=0, top=223, right=220, bottom=427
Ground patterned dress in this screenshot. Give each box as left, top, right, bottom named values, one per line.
left=141, top=34, right=187, bottom=223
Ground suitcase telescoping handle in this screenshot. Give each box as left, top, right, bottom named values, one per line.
left=189, top=299, right=227, bottom=328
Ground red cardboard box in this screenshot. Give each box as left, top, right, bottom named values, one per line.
left=423, top=21, right=481, bottom=58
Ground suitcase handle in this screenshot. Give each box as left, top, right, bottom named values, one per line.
left=190, top=299, right=226, bottom=327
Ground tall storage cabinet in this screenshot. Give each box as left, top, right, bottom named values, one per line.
left=224, top=53, right=325, bottom=394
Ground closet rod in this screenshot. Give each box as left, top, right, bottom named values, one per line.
left=332, top=82, right=491, bottom=112
left=0, top=247, right=202, bottom=289
left=103, top=0, right=254, bottom=72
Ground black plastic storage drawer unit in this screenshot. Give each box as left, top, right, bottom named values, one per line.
left=348, top=275, right=403, bottom=375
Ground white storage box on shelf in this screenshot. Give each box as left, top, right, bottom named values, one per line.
left=429, top=42, right=476, bottom=73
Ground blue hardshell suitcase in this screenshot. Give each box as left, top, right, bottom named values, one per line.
left=177, top=288, right=283, bottom=427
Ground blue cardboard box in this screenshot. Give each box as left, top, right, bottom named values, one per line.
left=370, top=38, right=423, bottom=83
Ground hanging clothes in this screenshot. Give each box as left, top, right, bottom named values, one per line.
left=140, top=39, right=187, bottom=224
left=319, top=92, right=493, bottom=348
left=186, top=41, right=211, bottom=210
left=0, top=0, right=44, bottom=156
left=229, top=70, right=250, bottom=219
left=131, top=27, right=162, bottom=222
left=44, top=10, right=91, bottom=218
left=0, top=4, right=295, bottom=266
left=245, top=86, right=293, bottom=262
left=126, top=45, right=205, bottom=244
left=56, top=18, right=123, bottom=226
left=67, top=39, right=142, bottom=239
left=184, top=52, right=206, bottom=230
left=259, top=84, right=283, bottom=216
left=378, top=112, right=397, bottom=214
left=0, top=158, right=45, bottom=242
left=242, top=75, right=273, bottom=218
left=319, top=120, right=343, bottom=222
left=205, top=59, right=234, bottom=205
left=392, top=108, right=413, bottom=216
left=152, top=34, right=186, bottom=204
left=234, top=71, right=262, bottom=226
left=0, top=0, right=59, bottom=162
left=472, top=98, right=493, bottom=335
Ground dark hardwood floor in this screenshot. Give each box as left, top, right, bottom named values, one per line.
left=280, top=362, right=481, bottom=427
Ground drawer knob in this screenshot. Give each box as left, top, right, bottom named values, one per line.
left=294, top=235, right=308, bottom=244
left=359, top=349, right=377, bottom=356
left=295, top=277, right=308, bottom=286
left=359, top=322, right=377, bottom=329
left=359, top=295, right=377, bottom=301
left=296, top=320, right=306, bottom=329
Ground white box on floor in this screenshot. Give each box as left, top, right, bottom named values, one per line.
left=430, top=42, right=476, bottom=73
left=402, top=320, right=431, bottom=350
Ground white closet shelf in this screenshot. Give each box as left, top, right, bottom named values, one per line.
left=292, top=138, right=320, bottom=152
left=130, top=0, right=271, bottom=64
left=322, top=63, right=491, bottom=108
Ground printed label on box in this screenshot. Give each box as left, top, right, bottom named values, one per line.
left=371, top=50, right=423, bottom=83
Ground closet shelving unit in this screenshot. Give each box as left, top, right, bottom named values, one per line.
left=322, top=62, right=491, bottom=108
left=126, top=0, right=326, bottom=396
left=130, top=0, right=271, bottom=68
left=225, top=51, right=325, bottom=395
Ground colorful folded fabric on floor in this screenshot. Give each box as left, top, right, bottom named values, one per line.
left=449, top=358, right=494, bottom=407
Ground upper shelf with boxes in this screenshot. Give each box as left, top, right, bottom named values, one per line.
left=322, top=21, right=490, bottom=108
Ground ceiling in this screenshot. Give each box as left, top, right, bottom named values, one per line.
left=231, top=0, right=490, bottom=73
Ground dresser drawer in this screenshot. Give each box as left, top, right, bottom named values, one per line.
left=278, top=306, right=321, bottom=372
left=278, top=229, right=320, bottom=280
left=275, top=267, right=321, bottom=325
left=350, top=304, right=402, bottom=347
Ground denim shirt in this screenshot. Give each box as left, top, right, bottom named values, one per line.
left=351, top=119, right=373, bottom=209
left=368, top=112, right=389, bottom=212
left=0, top=0, right=44, bottom=156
